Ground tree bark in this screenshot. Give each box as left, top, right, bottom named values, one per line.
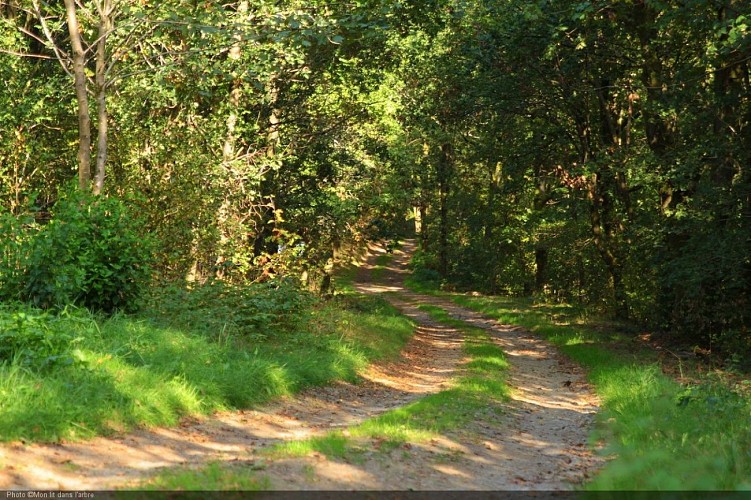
left=64, top=0, right=91, bottom=191
left=534, top=247, right=548, bottom=293
left=221, top=1, right=247, bottom=163
left=484, top=161, right=501, bottom=242
left=413, top=206, right=422, bottom=235
left=588, top=175, right=629, bottom=319
left=93, top=0, right=113, bottom=195
left=252, top=82, right=282, bottom=259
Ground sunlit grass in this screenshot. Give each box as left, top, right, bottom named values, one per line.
left=333, top=264, right=358, bottom=294
left=0, top=293, right=414, bottom=443
left=137, top=462, right=269, bottom=491
left=331, top=245, right=372, bottom=293
left=266, top=432, right=354, bottom=460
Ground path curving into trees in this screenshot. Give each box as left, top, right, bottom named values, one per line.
left=0, top=241, right=602, bottom=491
left=353, top=240, right=604, bottom=489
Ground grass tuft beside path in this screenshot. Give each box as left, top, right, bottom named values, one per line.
left=135, top=461, right=270, bottom=491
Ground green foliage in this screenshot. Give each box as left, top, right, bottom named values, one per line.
left=0, top=18, right=75, bottom=215
left=1, top=191, right=152, bottom=314
left=656, top=219, right=750, bottom=353
left=148, top=279, right=314, bottom=340
left=19, top=190, right=153, bottom=313
left=0, top=305, right=83, bottom=371
left=0, top=212, right=35, bottom=301
left=589, top=372, right=751, bottom=491
left=1, top=0, right=406, bottom=290
left=382, top=0, right=751, bottom=352
left=405, top=249, right=442, bottom=291
left=2, top=0, right=749, bottom=351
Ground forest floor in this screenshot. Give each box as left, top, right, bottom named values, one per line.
left=1, top=241, right=603, bottom=491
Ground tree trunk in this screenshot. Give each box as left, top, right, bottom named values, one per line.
left=93, top=0, right=113, bottom=195
left=484, top=161, right=501, bottom=242
left=532, top=161, right=552, bottom=293
left=437, top=143, right=453, bottom=276
left=253, top=82, right=282, bottom=259
left=534, top=247, right=548, bottom=293
left=413, top=206, right=422, bottom=235
left=64, top=0, right=91, bottom=191
left=221, top=1, right=247, bottom=163
left=588, top=176, right=629, bottom=319
left=419, top=204, right=428, bottom=251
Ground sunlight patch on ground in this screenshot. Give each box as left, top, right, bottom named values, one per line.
left=311, top=460, right=378, bottom=488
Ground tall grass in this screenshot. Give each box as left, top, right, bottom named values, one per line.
left=0, top=291, right=413, bottom=443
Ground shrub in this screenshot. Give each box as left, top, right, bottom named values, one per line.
left=0, top=305, right=82, bottom=370
left=21, top=189, right=153, bottom=313
left=149, top=278, right=315, bottom=340
left=405, top=248, right=442, bottom=290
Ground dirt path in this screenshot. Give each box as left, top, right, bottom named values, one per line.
left=1, top=241, right=602, bottom=491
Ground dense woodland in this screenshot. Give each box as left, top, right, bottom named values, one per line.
left=1, top=1, right=749, bottom=360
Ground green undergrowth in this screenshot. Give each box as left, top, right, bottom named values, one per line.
left=403, top=270, right=440, bottom=294
left=332, top=258, right=359, bottom=294
left=265, top=302, right=509, bottom=461
left=441, top=293, right=751, bottom=491
left=0, top=285, right=413, bottom=443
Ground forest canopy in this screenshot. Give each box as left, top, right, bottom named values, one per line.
left=0, top=0, right=749, bottom=358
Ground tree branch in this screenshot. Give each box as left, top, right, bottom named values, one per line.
left=30, top=0, right=74, bottom=78
left=0, top=48, right=55, bottom=60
